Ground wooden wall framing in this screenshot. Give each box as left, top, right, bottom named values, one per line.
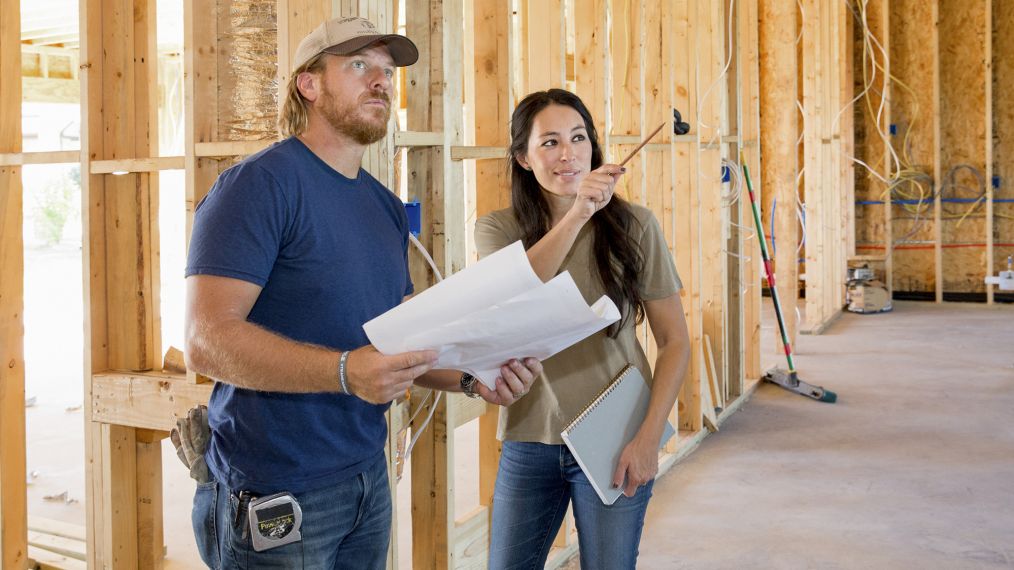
left=0, top=0, right=787, bottom=568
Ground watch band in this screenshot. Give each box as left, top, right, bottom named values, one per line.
left=460, top=372, right=480, bottom=399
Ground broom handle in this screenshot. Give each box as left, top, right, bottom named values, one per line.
left=739, top=152, right=796, bottom=372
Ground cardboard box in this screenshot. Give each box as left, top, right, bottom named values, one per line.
left=846, top=280, right=892, bottom=314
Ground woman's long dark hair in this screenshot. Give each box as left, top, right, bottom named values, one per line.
left=509, top=89, right=645, bottom=337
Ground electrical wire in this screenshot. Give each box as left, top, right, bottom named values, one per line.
left=395, top=233, right=445, bottom=476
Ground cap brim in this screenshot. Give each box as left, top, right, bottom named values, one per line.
left=322, top=35, right=419, bottom=67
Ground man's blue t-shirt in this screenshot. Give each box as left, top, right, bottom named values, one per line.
left=185, top=137, right=413, bottom=494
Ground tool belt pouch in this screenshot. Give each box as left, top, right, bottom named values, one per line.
left=248, top=492, right=303, bottom=552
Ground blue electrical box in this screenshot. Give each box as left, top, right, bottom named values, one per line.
left=889, top=124, right=897, bottom=135
left=721, top=165, right=731, bottom=183
left=404, top=201, right=421, bottom=237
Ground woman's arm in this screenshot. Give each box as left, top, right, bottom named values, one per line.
left=414, top=358, right=544, bottom=406
left=611, top=293, right=691, bottom=496
left=525, top=165, right=625, bottom=281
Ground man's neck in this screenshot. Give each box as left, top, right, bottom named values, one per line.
left=297, top=122, right=367, bottom=179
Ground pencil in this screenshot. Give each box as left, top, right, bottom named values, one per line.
left=618, top=122, right=667, bottom=167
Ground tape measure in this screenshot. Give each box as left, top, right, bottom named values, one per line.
left=248, top=492, right=303, bottom=552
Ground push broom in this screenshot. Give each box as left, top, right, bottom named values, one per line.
left=739, top=151, right=837, bottom=403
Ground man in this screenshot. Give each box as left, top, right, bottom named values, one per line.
left=184, top=16, right=540, bottom=569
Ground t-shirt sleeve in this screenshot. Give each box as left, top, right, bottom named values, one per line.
left=186, top=163, right=291, bottom=287
left=638, top=211, right=683, bottom=300
left=475, top=212, right=517, bottom=260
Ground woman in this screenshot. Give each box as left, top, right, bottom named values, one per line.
left=475, top=89, right=691, bottom=570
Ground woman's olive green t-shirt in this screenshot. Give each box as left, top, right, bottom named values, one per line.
left=474, top=204, right=682, bottom=443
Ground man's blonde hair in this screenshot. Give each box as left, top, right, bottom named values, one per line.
left=278, top=54, right=329, bottom=138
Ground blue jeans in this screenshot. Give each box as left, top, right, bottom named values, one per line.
left=192, top=455, right=391, bottom=569
left=489, top=441, right=654, bottom=570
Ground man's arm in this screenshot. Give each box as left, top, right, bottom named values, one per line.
left=184, top=274, right=436, bottom=403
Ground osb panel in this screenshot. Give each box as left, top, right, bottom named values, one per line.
left=852, top=4, right=883, bottom=247
left=993, top=0, right=1014, bottom=270
left=939, top=0, right=987, bottom=292
left=889, top=0, right=934, bottom=172
left=892, top=249, right=935, bottom=292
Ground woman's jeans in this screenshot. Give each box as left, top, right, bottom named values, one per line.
left=192, top=455, right=391, bottom=569
left=489, top=441, right=654, bottom=570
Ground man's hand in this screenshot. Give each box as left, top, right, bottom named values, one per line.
left=345, top=345, right=438, bottom=404
left=475, top=357, right=543, bottom=406
left=170, top=405, right=211, bottom=484
left=611, top=432, right=659, bottom=497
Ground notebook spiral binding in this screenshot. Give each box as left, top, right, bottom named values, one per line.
left=562, top=363, right=636, bottom=434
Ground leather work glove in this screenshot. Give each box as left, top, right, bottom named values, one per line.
left=170, top=405, right=212, bottom=484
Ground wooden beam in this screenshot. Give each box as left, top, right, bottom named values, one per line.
left=194, top=140, right=273, bottom=158
left=28, top=546, right=88, bottom=570
left=1, top=0, right=28, bottom=567
left=449, top=146, right=506, bottom=161
left=451, top=506, right=489, bottom=567
left=0, top=151, right=79, bottom=166
left=89, top=157, right=185, bottom=174
left=27, top=532, right=85, bottom=561
left=395, top=130, right=444, bottom=147
left=91, top=372, right=212, bottom=431
left=28, top=518, right=86, bottom=542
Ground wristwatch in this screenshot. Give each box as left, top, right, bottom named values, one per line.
left=460, top=373, right=480, bottom=399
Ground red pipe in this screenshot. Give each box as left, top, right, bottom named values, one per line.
left=856, top=243, right=1014, bottom=251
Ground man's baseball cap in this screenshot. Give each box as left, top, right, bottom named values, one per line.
left=293, top=16, right=419, bottom=71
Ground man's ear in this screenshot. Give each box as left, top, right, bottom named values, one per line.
left=296, top=71, right=321, bottom=103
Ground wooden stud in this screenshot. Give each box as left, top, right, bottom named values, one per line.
left=0, top=0, right=28, bottom=567
left=183, top=0, right=224, bottom=248
left=985, top=0, right=994, bottom=304
left=759, top=0, right=797, bottom=355
left=82, top=0, right=163, bottom=565
left=135, top=433, right=164, bottom=570
left=473, top=0, right=511, bottom=217
left=933, top=0, right=943, bottom=302
left=407, top=0, right=466, bottom=565
left=573, top=0, right=608, bottom=141
left=673, top=0, right=702, bottom=435
left=994, top=0, right=1014, bottom=280
left=695, top=0, right=728, bottom=418
left=740, top=0, right=762, bottom=383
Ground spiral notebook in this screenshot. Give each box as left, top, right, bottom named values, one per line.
left=560, top=364, right=675, bottom=505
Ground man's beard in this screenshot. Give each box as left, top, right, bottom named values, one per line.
left=319, top=86, right=391, bottom=145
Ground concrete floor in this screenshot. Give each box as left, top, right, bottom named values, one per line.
left=625, top=301, right=1014, bottom=569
